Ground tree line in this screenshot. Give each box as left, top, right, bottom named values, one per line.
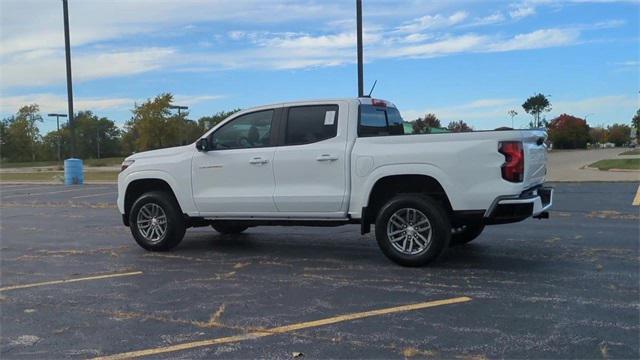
left=0, top=93, right=239, bottom=162
left=1, top=92, right=638, bottom=162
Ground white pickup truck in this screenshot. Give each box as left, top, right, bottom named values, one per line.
left=117, top=98, right=552, bottom=266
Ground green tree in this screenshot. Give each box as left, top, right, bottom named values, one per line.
left=447, top=120, right=473, bottom=132
left=589, top=127, right=607, bottom=144
left=198, top=109, right=241, bottom=131
left=632, top=109, right=640, bottom=139
left=412, top=113, right=441, bottom=134
left=522, top=93, right=551, bottom=128
left=75, top=111, right=121, bottom=158
left=3, top=104, right=43, bottom=161
left=124, top=93, right=187, bottom=151
left=607, top=123, right=631, bottom=147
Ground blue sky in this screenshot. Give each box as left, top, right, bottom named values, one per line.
left=1, top=0, right=638, bottom=133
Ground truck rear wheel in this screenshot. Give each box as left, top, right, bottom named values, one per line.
left=211, top=222, right=249, bottom=234
left=450, top=223, right=485, bottom=246
left=129, top=191, right=186, bottom=251
left=374, top=195, right=451, bottom=267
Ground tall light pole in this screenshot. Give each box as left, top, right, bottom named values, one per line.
left=356, top=0, right=364, bottom=98
left=47, top=113, right=67, bottom=161
left=62, top=0, right=75, bottom=157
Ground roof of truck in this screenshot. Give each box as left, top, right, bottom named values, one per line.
left=252, top=97, right=397, bottom=109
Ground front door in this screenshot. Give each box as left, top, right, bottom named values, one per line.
left=192, top=109, right=278, bottom=214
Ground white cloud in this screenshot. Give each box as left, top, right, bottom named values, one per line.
left=509, top=2, right=537, bottom=19
left=488, top=28, right=580, bottom=52
left=173, top=94, right=226, bottom=106
left=552, top=95, right=639, bottom=121
left=395, top=11, right=469, bottom=33
left=0, top=94, right=134, bottom=114
left=2, top=48, right=175, bottom=88
left=378, top=28, right=580, bottom=59
left=0, top=93, right=225, bottom=116
left=468, top=12, right=507, bottom=26
left=0, top=0, right=624, bottom=89
left=0, top=0, right=349, bottom=57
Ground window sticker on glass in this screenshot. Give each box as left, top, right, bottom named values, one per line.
left=324, top=111, right=336, bottom=125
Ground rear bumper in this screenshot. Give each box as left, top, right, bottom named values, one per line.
left=484, top=186, right=553, bottom=224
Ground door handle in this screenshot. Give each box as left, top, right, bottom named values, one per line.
left=249, top=157, right=269, bottom=165
left=316, top=154, right=338, bottom=161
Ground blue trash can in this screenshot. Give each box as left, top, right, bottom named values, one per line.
left=64, top=158, right=83, bottom=185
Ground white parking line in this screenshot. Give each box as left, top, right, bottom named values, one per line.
left=633, top=185, right=640, bottom=206
left=2, top=187, right=110, bottom=199
left=71, top=191, right=117, bottom=199
left=1, top=185, right=65, bottom=194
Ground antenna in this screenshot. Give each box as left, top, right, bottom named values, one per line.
left=366, top=80, right=377, bottom=98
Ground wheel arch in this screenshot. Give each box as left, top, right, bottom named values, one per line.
left=123, top=176, right=184, bottom=226
left=359, top=169, right=455, bottom=234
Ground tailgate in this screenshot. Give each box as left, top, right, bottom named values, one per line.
left=522, top=131, right=548, bottom=187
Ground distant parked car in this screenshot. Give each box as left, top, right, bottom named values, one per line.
left=603, top=142, right=615, bottom=148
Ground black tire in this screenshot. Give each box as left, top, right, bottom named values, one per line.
left=450, top=223, right=485, bottom=246
left=129, top=191, right=186, bottom=251
left=211, top=222, right=249, bottom=234
left=375, top=194, right=451, bottom=267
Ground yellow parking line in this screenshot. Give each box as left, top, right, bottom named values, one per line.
left=72, top=191, right=117, bottom=199
left=0, top=271, right=142, bottom=292
left=92, top=296, right=472, bottom=360
left=633, top=185, right=640, bottom=206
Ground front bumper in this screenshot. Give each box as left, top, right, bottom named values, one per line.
left=484, top=186, right=553, bottom=224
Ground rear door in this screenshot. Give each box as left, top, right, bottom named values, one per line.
left=272, top=103, right=349, bottom=214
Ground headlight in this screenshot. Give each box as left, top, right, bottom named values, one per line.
left=121, top=159, right=135, bottom=171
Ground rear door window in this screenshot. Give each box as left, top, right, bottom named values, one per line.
left=285, top=105, right=338, bottom=145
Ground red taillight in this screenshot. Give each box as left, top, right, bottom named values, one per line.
left=371, top=99, right=387, bottom=107
left=499, top=141, right=524, bottom=182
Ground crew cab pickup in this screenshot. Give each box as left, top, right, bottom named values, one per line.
left=118, top=98, right=552, bottom=266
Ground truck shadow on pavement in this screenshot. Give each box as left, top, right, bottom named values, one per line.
left=163, top=230, right=549, bottom=272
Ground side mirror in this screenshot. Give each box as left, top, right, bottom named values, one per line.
left=196, top=138, right=209, bottom=152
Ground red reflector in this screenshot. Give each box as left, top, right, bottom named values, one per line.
left=499, top=141, right=524, bottom=182
left=371, top=99, right=387, bottom=107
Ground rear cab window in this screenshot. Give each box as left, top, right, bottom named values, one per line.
left=358, top=104, right=405, bottom=137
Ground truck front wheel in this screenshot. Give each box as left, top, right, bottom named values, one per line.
left=129, top=191, right=186, bottom=251
left=374, top=195, right=451, bottom=267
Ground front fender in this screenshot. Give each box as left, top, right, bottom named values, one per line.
left=117, top=170, right=198, bottom=216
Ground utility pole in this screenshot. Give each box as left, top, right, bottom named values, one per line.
left=47, top=113, right=67, bottom=162
left=356, top=0, right=364, bottom=98
left=62, top=0, right=75, bottom=157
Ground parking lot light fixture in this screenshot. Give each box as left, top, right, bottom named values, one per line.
left=47, top=113, right=68, bottom=161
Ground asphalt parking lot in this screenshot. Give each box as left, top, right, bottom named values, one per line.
left=1, top=182, right=638, bottom=359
